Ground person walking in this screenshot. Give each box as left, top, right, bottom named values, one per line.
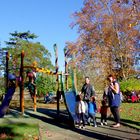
left=107, top=74, right=121, bottom=128
left=80, top=76, right=95, bottom=103
left=100, top=99, right=108, bottom=126
left=88, top=96, right=97, bottom=127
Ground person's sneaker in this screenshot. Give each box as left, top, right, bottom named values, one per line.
left=75, top=123, right=78, bottom=127
left=100, top=122, right=103, bottom=126
left=104, top=122, right=107, bottom=125
left=94, top=125, right=97, bottom=127
left=113, top=123, right=120, bottom=128
left=82, top=126, right=86, bottom=129
left=78, top=126, right=82, bottom=129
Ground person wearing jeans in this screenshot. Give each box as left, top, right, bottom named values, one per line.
left=79, top=76, right=96, bottom=123
left=88, top=96, right=97, bottom=127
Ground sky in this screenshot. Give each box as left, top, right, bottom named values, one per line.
left=0, top=0, right=84, bottom=71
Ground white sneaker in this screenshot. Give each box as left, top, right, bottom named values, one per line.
left=104, top=122, right=107, bottom=125
left=78, top=126, right=82, bottom=129
left=101, top=122, right=103, bottom=126
left=94, top=125, right=97, bottom=127
left=82, top=126, right=86, bottom=129
left=113, top=123, right=120, bottom=128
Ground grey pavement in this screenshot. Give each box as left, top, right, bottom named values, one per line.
left=26, top=108, right=140, bottom=140
left=0, top=108, right=140, bottom=140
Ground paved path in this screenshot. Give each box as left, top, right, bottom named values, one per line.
left=25, top=108, right=140, bottom=140
left=39, top=121, right=140, bottom=140
left=0, top=108, right=140, bottom=140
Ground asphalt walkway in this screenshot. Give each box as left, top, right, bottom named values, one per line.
left=0, top=108, right=140, bottom=140
left=26, top=108, right=140, bottom=140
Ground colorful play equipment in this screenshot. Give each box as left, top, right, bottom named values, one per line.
left=0, top=73, right=16, bottom=117
left=8, top=73, right=16, bottom=80
left=1, top=45, right=78, bottom=127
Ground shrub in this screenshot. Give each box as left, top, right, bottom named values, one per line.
left=120, top=78, right=140, bottom=93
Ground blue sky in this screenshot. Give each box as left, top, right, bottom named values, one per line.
left=0, top=0, right=83, bottom=71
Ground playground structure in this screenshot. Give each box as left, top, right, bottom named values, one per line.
left=0, top=45, right=78, bottom=126
left=0, top=73, right=16, bottom=117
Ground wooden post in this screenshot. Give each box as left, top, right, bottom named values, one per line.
left=64, top=48, right=68, bottom=91
left=6, top=52, right=9, bottom=92
left=20, top=50, right=24, bottom=115
left=54, top=44, right=60, bottom=116
left=33, top=86, right=37, bottom=112
left=60, top=71, right=64, bottom=92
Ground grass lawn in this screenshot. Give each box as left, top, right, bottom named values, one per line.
left=120, top=103, right=140, bottom=129
left=0, top=121, right=39, bottom=140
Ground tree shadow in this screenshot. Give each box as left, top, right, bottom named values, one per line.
left=0, top=118, right=39, bottom=140
left=0, top=126, right=22, bottom=140
left=121, top=118, right=140, bottom=127
left=25, top=108, right=123, bottom=140
left=95, top=124, right=140, bottom=135
left=96, top=116, right=140, bottom=131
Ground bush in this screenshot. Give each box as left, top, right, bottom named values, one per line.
left=120, top=78, right=140, bottom=93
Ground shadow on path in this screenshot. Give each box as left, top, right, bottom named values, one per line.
left=25, top=108, right=129, bottom=140
left=96, top=116, right=140, bottom=131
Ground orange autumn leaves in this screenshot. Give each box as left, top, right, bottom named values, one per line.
left=66, top=0, right=140, bottom=80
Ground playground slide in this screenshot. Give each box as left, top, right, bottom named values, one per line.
left=63, top=91, right=77, bottom=123
left=0, top=87, right=15, bottom=118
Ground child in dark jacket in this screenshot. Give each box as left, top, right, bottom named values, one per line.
left=88, top=96, right=97, bottom=127
left=100, top=100, right=108, bottom=126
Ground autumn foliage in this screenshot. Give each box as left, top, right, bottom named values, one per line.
left=66, top=0, right=140, bottom=89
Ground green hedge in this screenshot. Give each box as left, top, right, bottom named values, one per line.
left=120, top=78, right=140, bottom=92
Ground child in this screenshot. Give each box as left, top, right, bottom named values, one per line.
left=88, top=96, right=97, bottom=127
left=75, top=95, right=86, bottom=129
left=100, top=100, right=108, bottom=126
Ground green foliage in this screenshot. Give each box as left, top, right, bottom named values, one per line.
left=0, top=77, right=5, bottom=95
left=9, top=30, right=38, bottom=41
left=120, top=78, right=140, bottom=92
left=67, top=73, right=72, bottom=91
left=36, top=74, right=56, bottom=96
left=0, top=31, right=56, bottom=96
left=65, top=68, right=80, bottom=91
left=1, top=31, right=54, bottom=74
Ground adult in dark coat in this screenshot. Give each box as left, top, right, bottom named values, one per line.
left=80, top=76, right=95, bottom=103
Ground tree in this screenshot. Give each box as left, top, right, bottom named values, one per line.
left=66, top=0, right=140, bottom=90
left=36, top=74, right=56, bottom=96
left=0, top=77, right=5, bottom=95
left=1, top=31, right=54, bottom=73
left=0, top=31, right=55, bottom=96
left=120, top=78, right=140, bottom=93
